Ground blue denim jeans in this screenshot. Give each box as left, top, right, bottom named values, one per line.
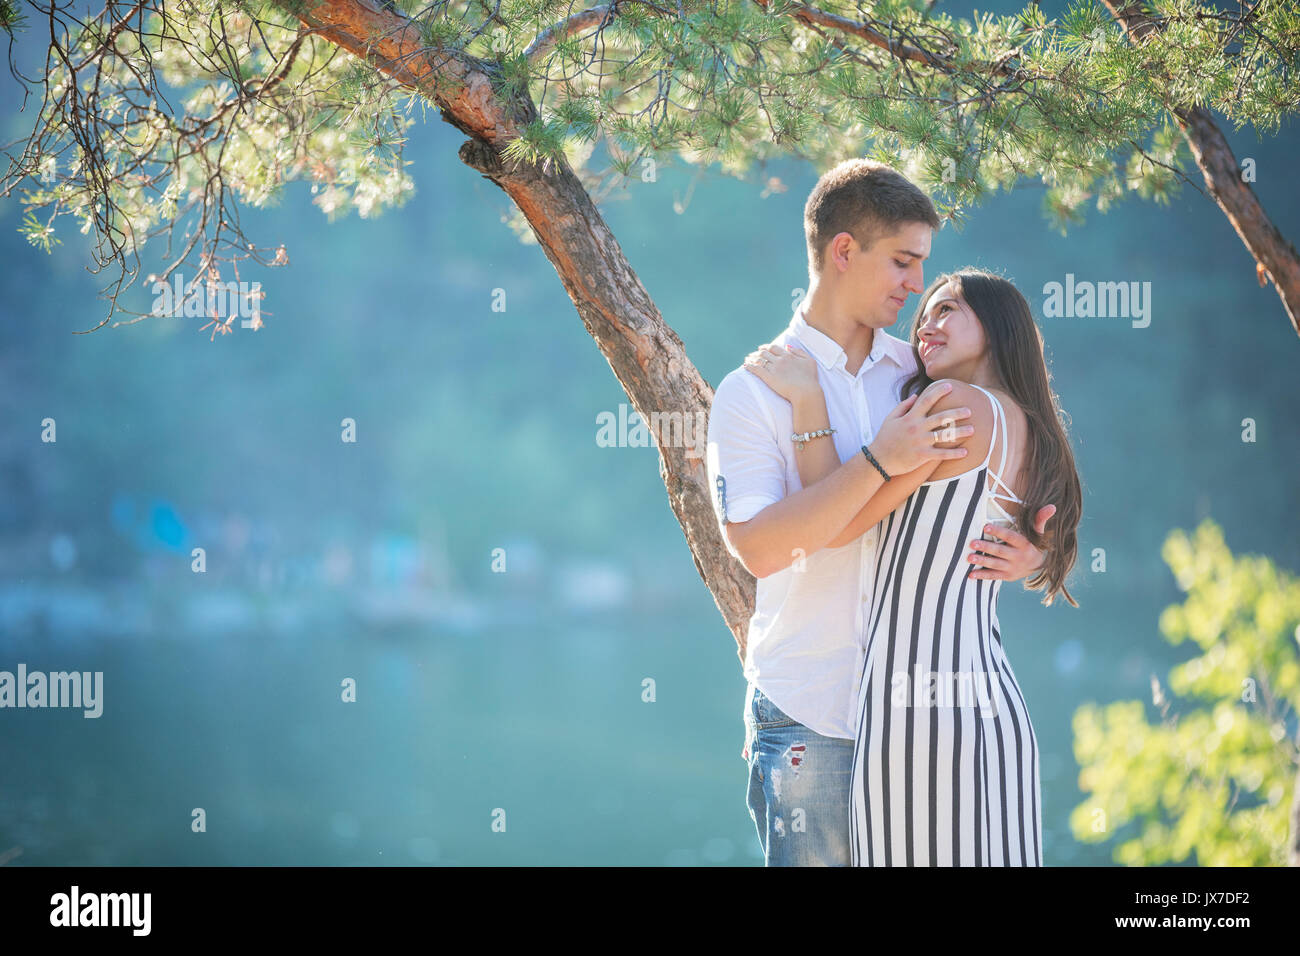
left=742, top=682, right=854, bottom=866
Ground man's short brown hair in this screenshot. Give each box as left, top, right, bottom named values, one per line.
left=804, top=159, right=941, bottom=274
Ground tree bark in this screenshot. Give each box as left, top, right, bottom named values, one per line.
left=1102, top=1, right=1300, bottom=338
left=286, top=0, right=755, bottom=657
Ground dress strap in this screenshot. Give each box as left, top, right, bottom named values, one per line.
left=969, top=383, right=1024, bottom=506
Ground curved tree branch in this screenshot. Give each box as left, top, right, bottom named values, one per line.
left=524, top=3, right=613, bottom=62
left=753, top=0, right=1022, bottom=77
left=1103, top=0, right=1300, bottom=338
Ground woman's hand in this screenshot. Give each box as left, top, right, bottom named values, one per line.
left=743, top=343, right=822, bottom=405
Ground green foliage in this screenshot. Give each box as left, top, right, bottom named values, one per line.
left=6, top=0, right=1300, bottom=313
left=417, top=12, right=465, bottom=49
left=0, top=0, right=26, bottom=35
left=9, top=0, right=422, bottom=277
left=1070, top=520, right=1299, bottom=865
left=19, top=210, right=62, bottom=252
left=499, top=116, right=570, bottom=169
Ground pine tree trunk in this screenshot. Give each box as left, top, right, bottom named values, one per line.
left=450, top=130, right=756, bottom=660
left=289, top=0, right=755, bottom=657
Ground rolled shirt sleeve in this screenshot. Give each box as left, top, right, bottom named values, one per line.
left=706, top=369, right=788, bottom=554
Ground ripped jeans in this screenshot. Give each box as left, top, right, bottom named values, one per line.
left=742, top=682, right=854, bottom=867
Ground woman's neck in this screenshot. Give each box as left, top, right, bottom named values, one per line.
left=940, top=355, right=1005, bottom=393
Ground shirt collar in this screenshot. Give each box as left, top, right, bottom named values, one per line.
left=790, top=305, right=912, bottom=372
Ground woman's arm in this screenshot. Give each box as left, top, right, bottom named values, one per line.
left=743, top=347, right=979, bottom=552
left=721, top=379, right=977, bottom=577
left=742, top=343, right=842, bottom=488
left=789, top=391, right=841, bottom=488
left=820, top=460, right=940, bottom=548
left=822, top=381, right=988, bottom=549
left=784, top=383, right=942, bottom=530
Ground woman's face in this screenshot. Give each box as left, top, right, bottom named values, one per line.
left=916, top=279, right=988, bottom=381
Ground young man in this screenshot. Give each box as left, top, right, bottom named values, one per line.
left=705, top=159, right=1054, bottom=866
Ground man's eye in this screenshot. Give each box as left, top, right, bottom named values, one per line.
left=894, top=260, right=908, bottom=268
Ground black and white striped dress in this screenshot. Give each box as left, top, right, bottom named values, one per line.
left=849, top=384, right=1042, bottom=866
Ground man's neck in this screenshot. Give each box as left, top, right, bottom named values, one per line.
left=801, top=285, right=877, bottom=375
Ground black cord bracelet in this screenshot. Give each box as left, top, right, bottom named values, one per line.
left=861, top=444, right=891, bottom=481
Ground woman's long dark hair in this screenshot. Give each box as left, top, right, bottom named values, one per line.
left=900, top=268, right=1082, bottom=608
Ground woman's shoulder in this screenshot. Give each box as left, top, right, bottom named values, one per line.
left=922, top=379, right=997, bottom=481
left=980, top=385, right=1028, bottom=436
left=923, top=379, right=999, bottom=430
left=932, top=381, right=1026, bottom=428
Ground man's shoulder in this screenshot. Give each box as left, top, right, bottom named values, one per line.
left=713, top=365, right=768, bottom=409
left=715, top=333, right=793, bottom=392
left=711, top=318, right=801, bottom=409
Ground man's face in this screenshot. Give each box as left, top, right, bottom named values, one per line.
left=844, top=220, right=932, bottom=329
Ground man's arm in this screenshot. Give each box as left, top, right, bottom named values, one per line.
left=790, top=379, right=982, bottom=548
left=710, top=378, right=974, bottom=578
left=799, top=380, right=983, bottom=551
left=724, top=450, right=890, bottom=578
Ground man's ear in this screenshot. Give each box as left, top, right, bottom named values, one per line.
left=827, top=231, right=857, bottom=271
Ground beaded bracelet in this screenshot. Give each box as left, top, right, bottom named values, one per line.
left=791, top=427, right=835, bottom=451
left=860, top=444, right=892, bottom=481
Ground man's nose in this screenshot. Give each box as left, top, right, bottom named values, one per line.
left=904, top=264, right=923, bottom=294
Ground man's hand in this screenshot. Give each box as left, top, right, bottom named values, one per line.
left=871, top=381, right=975, bottom=475
left=967, top=505, right=1056, bottom=581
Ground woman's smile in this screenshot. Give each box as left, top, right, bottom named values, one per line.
left=920, top=341, right=945, bottom=362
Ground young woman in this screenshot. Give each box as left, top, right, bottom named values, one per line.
left=744, top=268, right=1082, bottom=866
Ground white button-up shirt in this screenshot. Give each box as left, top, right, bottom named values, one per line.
left=706, top=305, right=919, bottom=738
